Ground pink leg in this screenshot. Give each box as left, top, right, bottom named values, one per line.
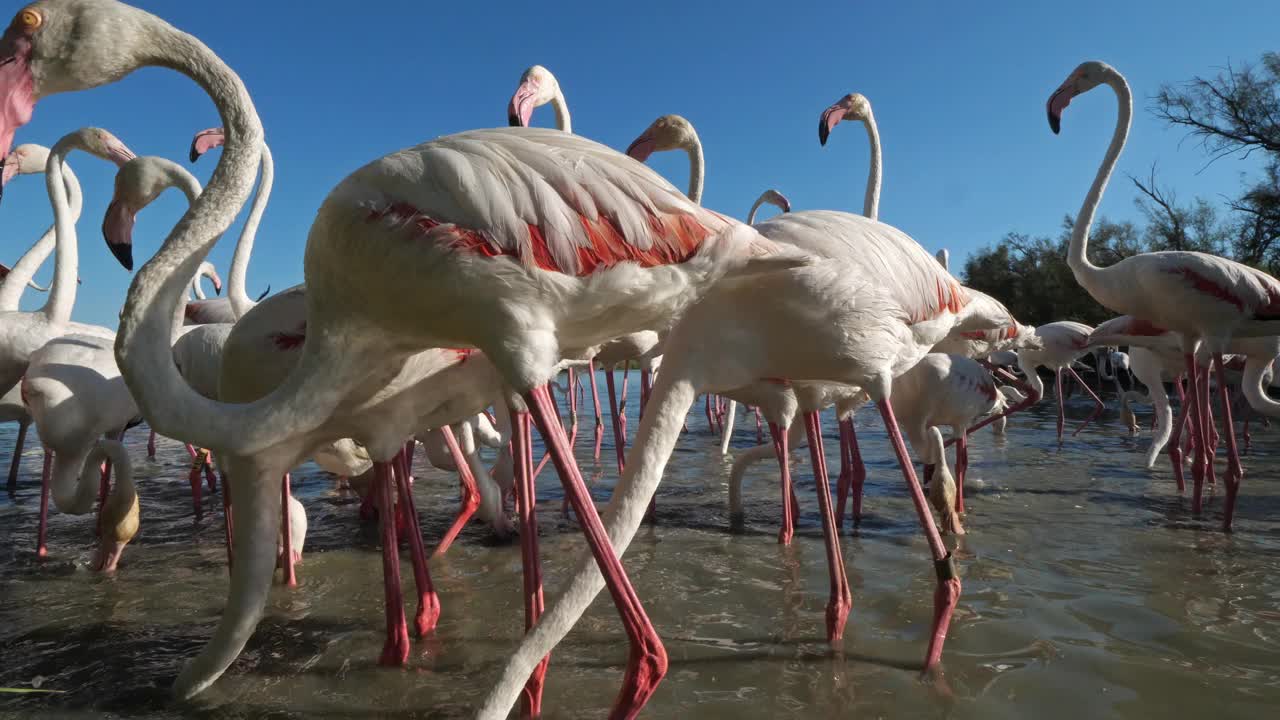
left=432, top=425, right=482, bottom=558
left=876, top=399, right=960, bottom=673
left=956, top=367, right=1038, bottom=440
left=1055, top=369, right=1066, bottom=442
left=1184, top=354, right=1208, bottom=515
left=605, top=369, right=627, bottom=476
left=619, top=366, right=630, bottom=440
left=803, top=411, right=852, bottom=642
left=640, top=368, right=656, bottom=524
left=96, top=456, right=112, bottom=539
left=531, top=382, right=558, bottom=482
left=279, top=474, right=297, bottom=587
left=848, top=422, right=867, bottom=527
left=375, top=461, right=409, bottom=666
left=36, top=449, right=51, bottom=558
left=146, top=429, right=156, bottom=460
left=184, top=443, right=204, bottom=518
left=588, top=359, right=604, bottom=463
left=568, top=368, right=580, bottom=451
left=524, top=385, right=666, bottom=718
left=834, top=419, right=853, bottom=530
left=955, top=432, right=969, bottom=515
left=509, top=407, right=547, bottom=716
left=753, top=406, right=764, bottom=444
left=204, top=455, right=218, bottom=493
left=1203, top=369, right=1218, bottom=488
left=1066, top=366, right=1105, bottom=437
left=768, top=422, right=795, bottom=545
left=394, top=446, right=440, bottom=638
left=1212, top=354, right=1244, bottom=532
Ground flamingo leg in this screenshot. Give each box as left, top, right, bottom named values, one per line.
left=185, top=443, right=204, bottom=518
left=1167, top=375, right=1190, bottom=493
left=204, top=451, right=218, bottom=493
left=768, top=422, right=796, bottom=545
left=432, top=425, right=482, bottom=558
left=1212, top=354, right=1244, bottom=532
left=955, top=432, right=969, bottom=515
left=96, top=455, right=112, bottom=539
left=704, top=394, right=715, bottom=431
left=605, top=369, right=627, bottom=476
left=1067, top=367, right=1105, bottom=437
left=146, top=428, right=156, bottom=460
left=1055, top=369, right=1066, bottom=442
left=956, top=367, right=1038, bottom=441
left=523, top=385, right=667, bottom=718
left=588, top=359, right=604, bottom=463
left=8, top=420, right=28, bottom=497
left=753, top=405, right=764, bottom=444
left=36, top=449, right=51, bottom=558
left=834, top=419, right=852, bottom=529
left=1202, top=368, right=1218, bottom=488
left=639, top=368, right=656, bottom=524
left=394, top=446, right=440, bottom=639
left=1184, top=354, right=1208, bottom=515
left=509, top=407, right=548, bottom=716
left=279, top=473, right=298, bottom=587
left=375, top=461, right=410, bottom=666
left=619, top=366, right=630, bottom=440
left=803, top=411, right=852, bottom=643
left=531, top=382, right=558, bottom=481
left=847, top=422, right=867, bottom=528
left=876, top=399, right=960, bottom=672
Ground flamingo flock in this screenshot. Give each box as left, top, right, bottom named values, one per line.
left=0, top=3, right=1277, bottom=718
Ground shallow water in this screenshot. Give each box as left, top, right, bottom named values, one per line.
left=1, top=374, right=1278, bottom=720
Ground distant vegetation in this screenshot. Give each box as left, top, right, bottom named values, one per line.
left=964, top=53, right=1280, bottom=326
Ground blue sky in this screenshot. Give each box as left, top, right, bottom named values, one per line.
left=3, top=0, right=1278, bottom=328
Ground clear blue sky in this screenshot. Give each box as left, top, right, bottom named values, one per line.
left=3, top=0, right=1277, bottom=328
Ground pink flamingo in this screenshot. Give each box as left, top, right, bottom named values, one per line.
left=1048, top=60, right=1280, bottom=530
left=1011, top=321, right=1105, bottom=442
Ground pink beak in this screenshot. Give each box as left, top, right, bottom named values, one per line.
left=1047, top=83, right=1075, bottom=134
left=189, top=127, right=226, bottom=162
left=818, top=104, right=845, bottom=146
left=625, top=133, right=657, bottom=162
left=508, top=80, right=538, bottom=127
left=103, top=199, right=137, bottom=271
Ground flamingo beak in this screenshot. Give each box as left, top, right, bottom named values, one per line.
left=102, top=199, right=136, bottom=271
left=625, top=132, right=657, bottom=162
left=213, top=276, right=223, bottom=295
left=507, top=80, right=538, bottom=127
left=189, top=127, right=225, bottom=163
left=818, top=104, right=845, bottom=146
left=1047, top=83, right=1075, bottom=135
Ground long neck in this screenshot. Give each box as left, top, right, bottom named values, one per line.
left=1068, top=72, right=1131, bottom=275
left=862, top=112, right=882, bottom=220
left=1017, top=353, right=1045, bottom=402
left=113, top=20, right=266, bottom=450
left=190, top=273, right=206, bottom=300
left=167, top=167, right=205, bottom=344
left=551, top=88, right=572, bottom=133
left=477, top=370, right=699, bottom=718
left=685, top=136, right=705, bottom=205
left=0, top=166, right=81, bottom=312
left=40, top=146, right=81, bottom=325
left=1242, top=355, right=1280, bottom=417
left=228, top=142, right=272, bottom=319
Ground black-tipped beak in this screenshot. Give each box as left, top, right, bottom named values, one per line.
left=507, top=111, right=521, bottom=127
left=107, top=242, right=133, bottom=272
left=818, top=119, right=829, bottom=146
left=256, top=285, right=271, bottom=302
left=1048, top=108, right=1061, bottom=135
left=188, top=142, right=201, bottom=163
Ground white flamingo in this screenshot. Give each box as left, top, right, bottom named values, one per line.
left=1012, top=321, right=1105, bottom=441
left=1048, top=60, right=1280, bottom=530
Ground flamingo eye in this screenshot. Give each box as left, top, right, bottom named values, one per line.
left=17, top=8, right=41, bottom=30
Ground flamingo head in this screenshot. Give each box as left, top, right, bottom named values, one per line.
left=1047, top=60, right=1113, bottom=134
left=103, top=155, right=189, bottom=271
left=199, top=260, right=222, bottom=295
left=818, top=92, right=873, bottom=146
left=188, top=127, right=225, bottom=163
left=760, top=189, right=790, bottom=213
left=507, top=64, right=560, bottom=127
left=625, top=114, right=698, bottom=163
left=0, top=142, right=47, bottom=207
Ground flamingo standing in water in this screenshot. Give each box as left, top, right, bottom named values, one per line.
left=1048, top=60, right=1280, bottom=529
left=0, top=6, right=808, bottom=714
left=1011, top=321, right=1105, bottom=442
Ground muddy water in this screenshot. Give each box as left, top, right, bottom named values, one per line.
left=1, top=377, right=1278, bottom=719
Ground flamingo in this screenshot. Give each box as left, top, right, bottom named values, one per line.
left=480, top=253, right=980, bottom=718
left=1048, top=60, right=1280, bottom=530
left=1012, top=321, right=1105, bottom=442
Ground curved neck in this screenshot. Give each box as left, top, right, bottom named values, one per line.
left=685, top=137, right=705, bottom=205
left=40, top=144, right=82, bottom=325
left=551, top=88, right=572, bottom=133
left=747, top=195, right=767, bottom=225
left=190, top=273, right=206, bottom=300
left=1068, top=72, right=1131, bottom=274
left=113, top=17, right=266, bottom=448
left=0, top=166, right=81, bottom=312
left=861, top=113, right=882, bottom=220
left=1017, top=353, right=1045, bottom=402
left=225, top=142, right=271, bottom=319
left=167, top=167, right=205, bottom=343
left=1242, top=355, right=1280, bottom=417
